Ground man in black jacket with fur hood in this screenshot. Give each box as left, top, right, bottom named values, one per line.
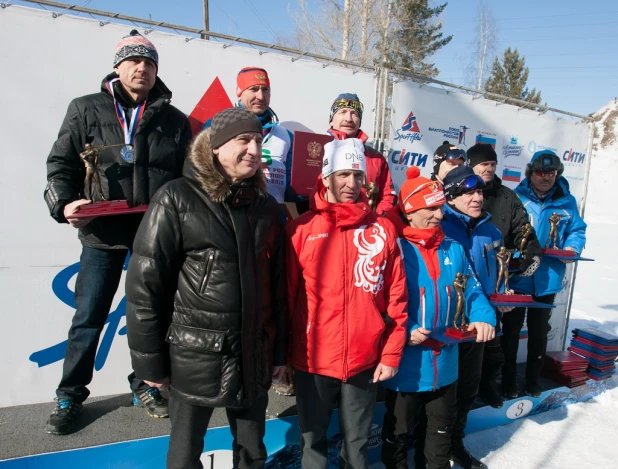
left=468, top=144, right=542, bottom=410
left=126, top=107, right=288, bottom=469
left=44, top=30, right=191, bottom=435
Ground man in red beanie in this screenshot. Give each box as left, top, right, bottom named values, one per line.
left=327, top=93, right=396, bottom=216
left=236, top=67, right=297, bottom=207
left=287, top=138, right=408, bottom=469
left=381, top=166, right=495, bottom=469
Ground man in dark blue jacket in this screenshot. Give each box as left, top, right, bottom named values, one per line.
left=468, top=143, right=542, bottom=408
left=504, top=151, right=587, bottom=398
left=440, top=165, right=513, bottom=469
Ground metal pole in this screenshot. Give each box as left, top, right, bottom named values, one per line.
left=560, top=122, right=596, bottom=350
left=200, top=0, right=209, bottom=40
left=379, top=68, right=389, bottom=153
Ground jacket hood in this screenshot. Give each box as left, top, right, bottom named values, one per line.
left=310, top=175, right=372, bottom=227
left=517, top=175, right=571, bottom=203
left=101, top=72, right=172, bottom=104
left=385, top=205, right=444, bottom=249
left=184, top=130, right=268, bottom=203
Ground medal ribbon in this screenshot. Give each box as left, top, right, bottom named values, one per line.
left=106, top=78, right=146, bottom=146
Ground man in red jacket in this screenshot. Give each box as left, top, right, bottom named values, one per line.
left=286, top=138, right=408, bottom=469
left=327, top=93, right=396, bottom=216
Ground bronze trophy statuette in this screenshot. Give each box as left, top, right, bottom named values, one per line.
left=542, top=212, right=575, bottom=257
left=66, top=143, right=149, bottom=219
left=490, top=246, right=534, bottom=304
left=363, top=181, right=378, bottom=211
left=445, top=272, right=477, bottom=340
left=519, top=222, right=532, bottom=257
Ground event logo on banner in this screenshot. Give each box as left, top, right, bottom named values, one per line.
left=393, top=111, right=423, bottom=143
left=476, top=131, right=497, bottom=148
left=388, top=149, right=429, bottom=169
left=502, top=136, right=524, bottom=159
left=428, top=124, right=470, bottom=146
left=527, top=141, right=558, bottom=155
left=562, top=148, right=586, bottom=166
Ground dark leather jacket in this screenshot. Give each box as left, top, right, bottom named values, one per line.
left=125, top=131, right=287, bottom=407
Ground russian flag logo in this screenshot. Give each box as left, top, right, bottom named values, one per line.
left=502, top=168, right=521, bottom=183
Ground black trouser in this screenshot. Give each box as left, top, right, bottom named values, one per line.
left=381, top=383, right=457, bottom=469
left=167, top=394, right=268, bottom=469
left=479, top=313, right=504, bottom=393
left=480, top=337, right=505, bottom=388
left=501, top=293, right=556, bottom=386
left=414, top=343, right=483, bottom=450
left=295, top=368, right=378, bottom=469
left=452, top=341, right=484, bottom=442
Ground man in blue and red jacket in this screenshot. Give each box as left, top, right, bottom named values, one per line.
left=381, top=166, right=495, bottom=469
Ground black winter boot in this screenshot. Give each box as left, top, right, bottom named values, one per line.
left=451, top=439, right=486, bottom=469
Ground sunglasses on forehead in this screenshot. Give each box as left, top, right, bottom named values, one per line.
left=533, top=169, right=557, bottom=177
left=442, top=149, right=468, bottom=161
left=446, top=175, right=484, bottom=199
left=334, top=98, right=364, bottom=112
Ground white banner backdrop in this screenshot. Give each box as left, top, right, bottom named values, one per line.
left=387, top=81, right=592, bottom=356
left=0, top=6, right=377, bottom=407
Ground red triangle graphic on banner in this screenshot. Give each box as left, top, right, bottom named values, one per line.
left=188, top=77, right=234, bottom=136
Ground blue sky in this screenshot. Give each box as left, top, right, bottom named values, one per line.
left=22, top=0, right=617, bottom=116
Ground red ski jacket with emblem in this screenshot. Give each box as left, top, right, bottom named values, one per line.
left=286, top=178, right=408, bottom=380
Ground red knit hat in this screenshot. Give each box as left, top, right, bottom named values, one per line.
left=398, top=167, right=445, bottom=214
left=236, top=67, right=270, bottom=96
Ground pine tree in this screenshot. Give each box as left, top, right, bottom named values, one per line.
left=484, top=47, right=542, bottom=108
left=384, top=0, right=453, bottom=78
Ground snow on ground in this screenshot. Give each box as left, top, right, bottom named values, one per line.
left=468, top=102, right=618, bottom=469
left=464, top=384, right=618, bottom=469
left=370, top=101, right=618, bottom=469
left=467, top=103, right=618, bottom=469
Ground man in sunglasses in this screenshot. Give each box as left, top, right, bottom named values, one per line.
left=437, top=165, right=505, bottom=469
left=327, top=93, right=396, bottom=216
left=467, top=144, right=543, bottom=408
left=503, top=151, right=587, bottom=398
left=431, top=141, right=468, bottom=184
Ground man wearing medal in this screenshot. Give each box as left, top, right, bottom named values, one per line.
left=44, top=30, right=191, bottom=435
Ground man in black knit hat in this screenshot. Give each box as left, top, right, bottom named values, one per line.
left=468, top=143, right=542, bottom=408
left=431, top=141, right=468, bottom=183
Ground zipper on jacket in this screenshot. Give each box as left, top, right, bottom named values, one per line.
left=445, top=286, right=452, bottom=326
left=432, top=350, right=439, bottom=391
left=432, top=275, right=440, bottom=390
left=420, top=287, right=426, bottom=329
left=200, top=250, right=216, bottom=292
left=343, top=232, right=349, bottom=382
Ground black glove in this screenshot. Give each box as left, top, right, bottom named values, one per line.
left=519, top=255, right=541, bottom=277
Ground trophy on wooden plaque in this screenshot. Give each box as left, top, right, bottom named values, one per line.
left=445, top=272, right=478, bottom=340
left=66, top=143, right=149, bottom=219
left=363, top=181, right=378, bottom=211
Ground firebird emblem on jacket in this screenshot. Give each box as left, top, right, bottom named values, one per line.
left=353, top=223, right=387, bottom=294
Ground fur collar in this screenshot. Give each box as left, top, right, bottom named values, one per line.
left=186, top=130, right=268, bottom=203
